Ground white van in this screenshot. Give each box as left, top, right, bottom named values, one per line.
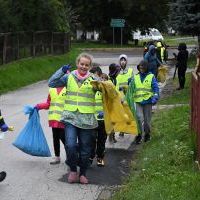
left=132, top=28, right=164, bottom=41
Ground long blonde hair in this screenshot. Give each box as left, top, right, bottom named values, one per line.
left=76, top=53, right=93, bottom=66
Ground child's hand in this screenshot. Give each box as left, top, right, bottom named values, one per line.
left=8, top=126, right=14, bottom=131
left=62, top=64, right=71, bottom=73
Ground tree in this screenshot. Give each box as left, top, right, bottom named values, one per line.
left=169, top=0, right=200, bottom=48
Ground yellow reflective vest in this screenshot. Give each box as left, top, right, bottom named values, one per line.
left=133, top=74, right=154, bottom=102
left=64, top=74, right=95, bottom=113
left=116, top=68, right=133, bottom=92
left=48, top=87, right=66, bottom=121
left=95, top=91, right=103, bottom=120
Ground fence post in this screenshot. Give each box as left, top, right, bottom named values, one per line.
left=32, top=32, right=35, bottom=57
left=3, top=34, right=7, bottom=64
left=51, top=32, right=54, bottom=54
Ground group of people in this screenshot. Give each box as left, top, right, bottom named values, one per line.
left=31, top=52, right=159, bottom=185
left=1, top=41, right=191, bottom=185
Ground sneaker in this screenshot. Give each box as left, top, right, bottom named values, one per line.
left=109, top=133, right=117, bottom=143
left=0, top=171, right=6, bottom=182
left=97, top=158, right=105, bottom=167
left=119, top=132, right=124, bottom=137
left=135, top=134, right=142, bottom=144
left=144, top=134, right=151, bottom=142
left=50, top=157, right=61, bottom=165
left=67, top=172, right=79, bottom=184
left=79, top=175, right=89, bottom=184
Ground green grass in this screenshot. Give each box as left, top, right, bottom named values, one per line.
left=113, top=105, right=200, bottom=200
left=163, top=35, right=198, bottom=47
left=0, top=49, right=80, bottom=94
left=158, top=73, right=191, bottom=105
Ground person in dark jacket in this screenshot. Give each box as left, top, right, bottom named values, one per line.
left=175, top=43, right=189, bottom=90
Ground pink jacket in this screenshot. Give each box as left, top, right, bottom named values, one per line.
left=36, top=87, right=65, bottom=129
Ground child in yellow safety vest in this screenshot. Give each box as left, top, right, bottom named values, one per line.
left=48, top=52, right=99, bottom=184
left=35, top=87, right=66, bottom=165
left=90, top=66, right=108, bottom=167
left=128, top=60, right=159, bottom=144
left=116, top=54, right=134, bottom=137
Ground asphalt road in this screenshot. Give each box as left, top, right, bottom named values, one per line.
left=0, top=48, right=180, bottom=200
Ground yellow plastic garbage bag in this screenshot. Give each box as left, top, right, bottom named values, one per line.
left=91, top=80, right=138, bottom=135
left=157, top=65, right=169, bottom=83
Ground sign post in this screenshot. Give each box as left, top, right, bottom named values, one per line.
left=110, top=19, right=125, bottom=46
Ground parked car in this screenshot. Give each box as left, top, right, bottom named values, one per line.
left=132, top=28, right=164, bottom=41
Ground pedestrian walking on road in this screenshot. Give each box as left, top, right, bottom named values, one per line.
left=90, top=67, right=108, bottom=167
left=108, top=63, right=121, bottom=143
left=128, top=60, right=159, bottom=144
left=48, top=53, right=98, bottom=184
left=35, top=87, right=66, bottom=165
left=195, top=49, right=200, bottom=75
left=116, top=54, right=134, bottom=137
left=174, top=43, right=189, bottom=90
left=144, top=45, right=161, bottom=78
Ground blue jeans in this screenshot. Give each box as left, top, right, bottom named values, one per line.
left=65, top=123, right=96, bottom=176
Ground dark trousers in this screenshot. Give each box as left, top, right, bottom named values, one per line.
left=91, top=120, right=107, bottom=159
left=52, top=128, right=65, bottom=157
left=178, top=67, right=187, bottom=89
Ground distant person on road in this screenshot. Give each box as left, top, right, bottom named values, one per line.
left=48, top=53, right=98, bottom=184
left=128, top=60, right=159, bottom=144
left=90, top=66, right=108, bottom=167
left=116, top=54, right=134, bottom=137
left=174, top=43, right=189, bottom=90
left=195, top=49, right=200, bottom=75
left=35, top=86, right=66, bottom=165
left=144, top=44, right=161, bottom=77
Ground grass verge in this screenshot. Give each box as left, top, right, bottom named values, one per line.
left=0, top=49, right=80, bottom=94
left=113, top=105, right=200, bottom=200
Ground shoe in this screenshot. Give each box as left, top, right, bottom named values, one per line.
left=97, top=158, right=105, bottom=167
left=67, top=172, right=79, bottom=183
left=88, top=158, right=93, bottom=167
left=50, top=157, right=61, bottom=165
left=135, top=134, right=142, bottom=144
left=79, top=175, right=89, bottom=184
left=119, top=132, right=124, bottom=137
left=144, top=134, right=151, bottom=142
left=0, top=171, right=6, bottom=182
left=109, top=133, right=117, bottom=143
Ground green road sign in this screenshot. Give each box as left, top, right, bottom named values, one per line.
left=110, top=18, right=125, bottom=28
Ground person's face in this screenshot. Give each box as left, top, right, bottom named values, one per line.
left=138, top=65, right=146, bottom=73
left=77, top=57, right=91, bottom=75
left=120, top=58, right=127, bottom=69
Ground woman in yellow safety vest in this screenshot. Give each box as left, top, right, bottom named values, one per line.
left=48, top=53, right=98, bottom=184
left=35, top=87, right=66, bottom=165
left=128, top=60, right=159, bottom=144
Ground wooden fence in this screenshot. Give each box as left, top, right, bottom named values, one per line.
left=0, top=31, right=70, bottom=65
left=191, top=72, right=200, bottom=162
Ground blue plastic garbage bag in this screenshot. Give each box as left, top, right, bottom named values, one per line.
left=13, top=106, right=51, bottom=157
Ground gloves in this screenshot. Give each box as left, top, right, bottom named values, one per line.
left=0, top=124, right=9, bottom=132
left=62, top=64, right=71, bottom=73
left=151, top=95, right=159, bottom=105
left=97, top=111, right=104, bottom=119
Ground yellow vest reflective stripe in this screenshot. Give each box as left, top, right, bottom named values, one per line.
left=134, top=74, right=154, bottom=102
left=64, top=74, right=95, bottom=113
left=95, top=91, right=103, bottom=120
left=116, top=68, right=133, bottom=90
left=48, top=87, right=66, bottom=121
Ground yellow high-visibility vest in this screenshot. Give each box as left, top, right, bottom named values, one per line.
left=116, top=68, right=133, bottom=91
left=48, top=87, right=66, bottom=121
left=64, top=74, right=95, bottom=113
left=95, top=91, right=103, bottom=120
left=133, top=74, right=154, bottom=102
